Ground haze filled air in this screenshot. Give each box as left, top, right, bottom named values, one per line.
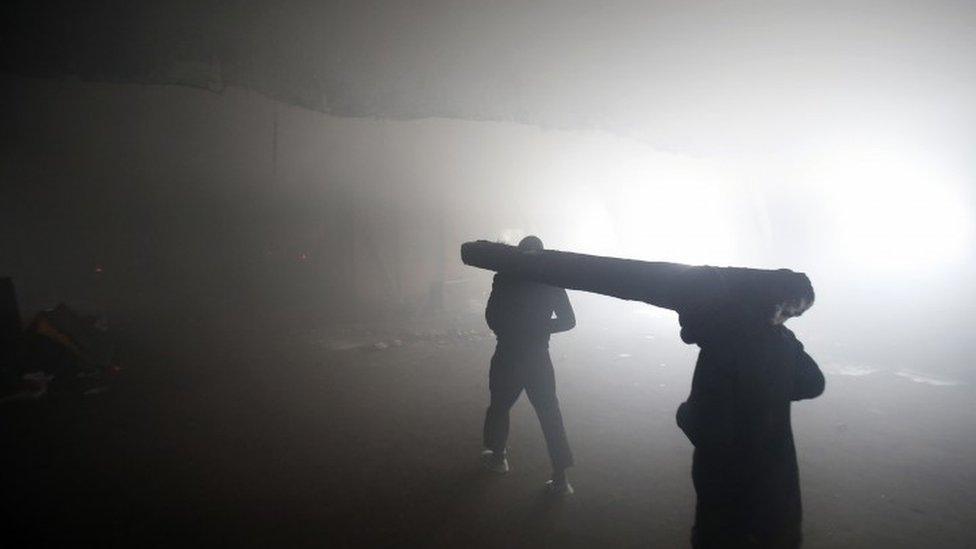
left=1, top=2, right=974, bottom=547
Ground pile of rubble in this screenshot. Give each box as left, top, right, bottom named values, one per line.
left=312, top=324, right=491, bottom=354
left=0, top=278, right=121, bottom=404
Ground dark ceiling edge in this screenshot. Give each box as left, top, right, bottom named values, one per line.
left=0, top=68, right=687, bottom=156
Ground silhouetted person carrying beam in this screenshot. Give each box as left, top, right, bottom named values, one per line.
left=460, top=240, right=826, bottom=541
left=480, top=236, right=576, bottom=495
left=676, top=297, right=825, bottom=548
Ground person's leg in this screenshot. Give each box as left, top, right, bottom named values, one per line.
left=524, top=349, right=574, bottom=476
left=749, top=452, right=804, bottom=549
left=691, top=450, right=751, bottom=548
left=483, top=347, right=523, bottom=456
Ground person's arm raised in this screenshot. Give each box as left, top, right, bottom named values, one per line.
left=549, top=288, right=576, bottom=334
left=792, top=341, right=825, bottom=401
left=485, top=274, right=502, bottom=335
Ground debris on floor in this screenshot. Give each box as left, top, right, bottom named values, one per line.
left=1, top=278, right=121, bottom=403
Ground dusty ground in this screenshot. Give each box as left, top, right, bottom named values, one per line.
left=1, top=309, right=974, bottom=547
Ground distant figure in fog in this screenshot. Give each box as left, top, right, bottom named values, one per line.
left=481, top=235, right=577, bottom=495
left=676, top=296, right=825, bottom=548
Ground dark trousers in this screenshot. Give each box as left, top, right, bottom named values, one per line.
left=691, top=449, right=802, bottom=549
left=482, top=343, right=574, bottom=471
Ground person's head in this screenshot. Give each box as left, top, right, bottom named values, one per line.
left=767, top=270, right=815, bottom=325
left=518, top=235, right=544, bottom=252
left=770, top=298, right=812, bottom=325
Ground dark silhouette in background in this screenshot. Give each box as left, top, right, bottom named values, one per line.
left=676, top=304, right=825, bottom=548
left=481, top=236, right=577, bottom=495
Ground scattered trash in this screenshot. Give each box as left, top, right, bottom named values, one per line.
left=313, top=323, right=490, bottom=356
left=29, top=304, right=116, bottom=368
left=832, top=364, right=880, bottom=377
left=0, top=371, right=51, bottom=403
left=1, top=278, right=121, bottom=403
left=894, top=370, right=961, bottom=387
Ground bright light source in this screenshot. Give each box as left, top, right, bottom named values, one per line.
left=804, top=135, right=973, bottom=272
left=553, top=135, right=737, bottom=265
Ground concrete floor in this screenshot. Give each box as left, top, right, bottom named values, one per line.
left=1, top=313, right=973, bottom=547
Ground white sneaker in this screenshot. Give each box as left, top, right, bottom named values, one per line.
left=480, top=449, right=510, bottom=474
left=544, top=478, right=574, bottom=496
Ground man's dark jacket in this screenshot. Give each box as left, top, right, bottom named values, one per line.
left=677, top=320, right=825, bottom=548
left=485, top=273, right=575, bottom=346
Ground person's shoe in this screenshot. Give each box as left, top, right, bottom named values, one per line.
left=544, top=478, right=574, bottom=496
left=480, top=449, right=509, bottom=474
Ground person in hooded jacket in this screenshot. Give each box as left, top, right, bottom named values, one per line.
left=480, top=235, right=577, bottom=496
left=676, top=283, right=825, bottom=548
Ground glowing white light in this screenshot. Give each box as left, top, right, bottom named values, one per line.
left=805, top=135, right=973, bottom=272
left=554, top=134, right=736, bottom=265
left=497, top=228, right=525, bottom=245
